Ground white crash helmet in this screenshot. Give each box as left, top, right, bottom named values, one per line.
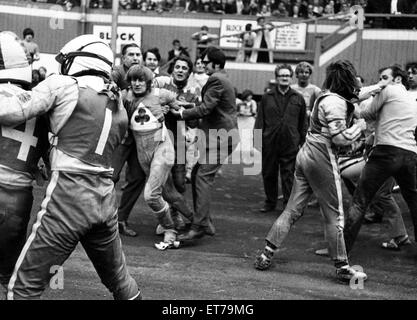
left=0, top=31, right=31, bottom=88
left=55, top=34, right=113, bottom=79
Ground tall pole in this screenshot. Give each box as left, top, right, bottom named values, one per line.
left=313, top=35, right=322, bottom=86
left=111, top=0, right=119, bottom=62
left=80, top=0, right=87, bottom=35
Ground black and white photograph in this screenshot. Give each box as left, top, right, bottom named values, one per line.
left=0, top=0, right=416, bottom=310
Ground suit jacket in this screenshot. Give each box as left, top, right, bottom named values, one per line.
left=254, top=86, right=307, bottom=155
left=167, top=47, right=190, bottom=62
left=111, top=64, right=130, bottom=90
left=182, top=70, right=239, bottom=150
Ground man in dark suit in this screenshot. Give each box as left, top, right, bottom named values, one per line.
left=172, top=47, right=240, bottom=242
left=255, top=64, right=307, bottom=213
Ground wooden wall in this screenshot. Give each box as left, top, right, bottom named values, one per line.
left=316, top=29, right=417, bottom=86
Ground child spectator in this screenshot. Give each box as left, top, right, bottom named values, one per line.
left=238, top=89, right=257, bottom=116
left=38, top=66, right=47, bottom=81
left=22, top=28, right=40, bottom=64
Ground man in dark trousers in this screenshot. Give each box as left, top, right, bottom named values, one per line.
left=111, top=43, right=146, bottom=237
left=255, top=64, right=307, bottom=213
left=172, top=46, right=240, bottom=242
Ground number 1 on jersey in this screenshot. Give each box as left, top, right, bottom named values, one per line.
left=95, top=109, right=112, bottom=155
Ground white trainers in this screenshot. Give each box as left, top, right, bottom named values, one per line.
left=336, top=265, right=367, bottom=283
left=155, top=241, right=180, bottom=250
left=155, top=229, right=179, bottom=250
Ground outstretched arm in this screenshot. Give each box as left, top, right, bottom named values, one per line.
left=0, top=75, right=78, bottom=126
left=180, top=77, right=222, bottom=120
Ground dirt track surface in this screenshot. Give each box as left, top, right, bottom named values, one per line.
left=28, top=157, right=417, bottom=300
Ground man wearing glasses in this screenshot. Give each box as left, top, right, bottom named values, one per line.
left=254, top=64, right=307, bottom=213
left=344, top=65, right=417, bottom=253
left=171, top=47, right=240, bottom=242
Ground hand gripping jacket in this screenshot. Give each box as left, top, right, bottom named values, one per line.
left=56, top=85, right=128, bottom=169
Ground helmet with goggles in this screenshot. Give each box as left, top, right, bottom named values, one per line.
left=55, top=34, right=113, bottom=79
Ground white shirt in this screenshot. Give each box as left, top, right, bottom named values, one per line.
left=360, top=84, right=417, bottom=154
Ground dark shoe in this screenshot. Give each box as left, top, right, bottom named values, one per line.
left=381, top=235, right=411, bottom=251
left=254, top=254, right=272, bottom=270
left=363, top=212, right=383, bottom=224
left=177, top=228, right=205, bottom=241
left=118, top=221, right=138, bottom=237
left=259, top=204, right=276, bottom=213
left=254, top=247, right=275, bottom=271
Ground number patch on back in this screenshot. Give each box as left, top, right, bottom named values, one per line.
left=1, top=119, right=38, bottom=161
left=95, top=109, right=112, bottom=155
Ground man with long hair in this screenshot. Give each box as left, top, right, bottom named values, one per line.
left=254, top=60, right=368, bottom=283
left=344, top=65, right=417, bottom=253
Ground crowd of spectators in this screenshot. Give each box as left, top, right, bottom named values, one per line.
left=20, top=0, right=417, bottom=15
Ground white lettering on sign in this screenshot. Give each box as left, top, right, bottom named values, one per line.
left=1, top=119, right=38, bottom=161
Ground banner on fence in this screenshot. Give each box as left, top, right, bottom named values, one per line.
left=219, top=19, right=307, bottom=51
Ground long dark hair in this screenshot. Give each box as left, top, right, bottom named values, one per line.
left=322, top=60, right=359, bottom=100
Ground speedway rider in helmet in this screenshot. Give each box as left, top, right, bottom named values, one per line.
left=0, top=31, right=50, bottom=295
left=0, top=34, right=141, bottom=300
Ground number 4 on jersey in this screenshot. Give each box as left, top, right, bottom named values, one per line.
left=1, top=119, right=38, bottom=161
